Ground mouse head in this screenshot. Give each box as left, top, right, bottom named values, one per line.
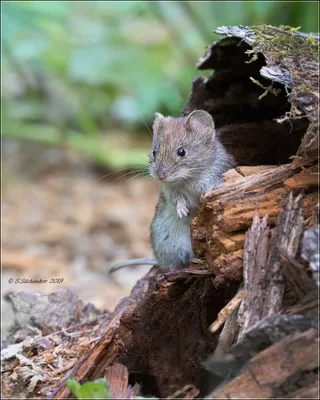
left=149, top=110, right=216, bottom=184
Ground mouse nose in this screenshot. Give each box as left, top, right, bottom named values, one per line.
left=156, top=167, right=168, bottom=181
left=158, top=172, right=167, bottom=181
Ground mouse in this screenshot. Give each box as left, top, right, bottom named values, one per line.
left=109, top=110, right=234, bottom=273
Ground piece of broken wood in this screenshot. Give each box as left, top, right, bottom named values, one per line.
left=209, top=289, right=244, bottom=333
left=211, top=308, right=239, bottom=359
left=237, top=193, right=305, bottom=340
left=105, top=363, right=140, bottom=399
left=210, top=328, right=319, bottom=399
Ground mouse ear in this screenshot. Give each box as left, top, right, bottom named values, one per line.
left=154, top=112, right=164, bottom=119
left=153, top=112, right=165, bottom=135
left=186, top=110, right=215, bottom=140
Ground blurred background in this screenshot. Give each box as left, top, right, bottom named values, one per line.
left=1, top=1, right=318, bottom=331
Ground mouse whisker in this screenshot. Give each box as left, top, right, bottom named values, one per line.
left=113, top=134, right=140, bottom=149
left=142, top=118, right=153, bottom=137
left=111, top=169, right=147, bottom=184
left=97, top=164, right=149, bottom=181
left=125, top=172, right=149, bottom=184
left=97, top=168, right=138, bottom=181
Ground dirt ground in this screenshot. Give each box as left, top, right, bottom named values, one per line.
left=2, top=139, right=159, bottom=338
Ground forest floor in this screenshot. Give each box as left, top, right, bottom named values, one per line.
left=2, top=139, right=159, bottom=339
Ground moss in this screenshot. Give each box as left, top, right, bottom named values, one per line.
left=249, top=77, right=282, bottom=100
left=250, top=25, right=318, bottom=64
left=248, top=25, right=318, bottom=151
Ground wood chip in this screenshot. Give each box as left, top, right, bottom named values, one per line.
left=209, top=289, right=244, bottom=333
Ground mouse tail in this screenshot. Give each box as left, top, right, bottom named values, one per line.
left=109, top=257, right=157, bottom=273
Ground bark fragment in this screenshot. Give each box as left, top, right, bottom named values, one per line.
left=210, top=329, right=319, bottom=399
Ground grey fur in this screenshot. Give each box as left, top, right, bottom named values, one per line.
left=109, top=110, right=234, bottom=273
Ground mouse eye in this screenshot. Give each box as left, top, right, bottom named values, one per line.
left=152, top=149, right=157, bottom=158
left=177, top=147, right=186, bottom=157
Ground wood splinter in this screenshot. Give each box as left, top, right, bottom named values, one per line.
left=209, top=289, right=244, bottom=333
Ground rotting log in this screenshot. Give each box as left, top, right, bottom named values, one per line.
left=50, top=25, right=319, bottom=399
left=191, top=163, right=318, bottom=287
left=184, top=25, right=318, bottom=166
left=49, top=177, right=318, bottom=395
left=54, top=269, right=238, bottom=398
left=52, top=267, right=237, bottom=398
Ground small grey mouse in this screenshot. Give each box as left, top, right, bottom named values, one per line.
left=109, top=110, right=234, bottom=273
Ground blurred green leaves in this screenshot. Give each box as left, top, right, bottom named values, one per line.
left=3, top=120, right=148, bottom=168
left=2, top=1, right=318, bottom=168
left=66, top=378, right=111, bottom=399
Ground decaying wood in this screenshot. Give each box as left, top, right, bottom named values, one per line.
left=52, top=267, right=236, bottom=399
left=187, top=25, right=319, bottom=164
left=284, top=167, right=318, bottom=189
left=50, top=188, right=317, bottom=398
left=237, top=213, right=271, bottom=340
left=166, top=384, right=200, bottom=399
left=50, top=270, right=153, bottom=398
left=282, top=259, right=305, bottom=299
left=237, top=193, right=306, bottom=340
left=104, top=363, right=140, bottom=399
left=192, top=164, right=318, bottom=287
left=211, top=308, right=239, bottom=359
left=285, top=291, right=319, bottom=315
left=203, top=314, right=318, bottom=397
left=283, top=383, right=319, bottom=399
left=282, top=256, right=315, bottom=299
left=210, top=329, right=319, bottom=399
left=209, top=288, right=244, bottom=333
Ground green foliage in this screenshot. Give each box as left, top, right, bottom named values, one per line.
left=66, top=377, right=159, bottom=400
left=2, top=1, right=318, bottom=167
left=250, top=24, right=319, bottom=65
left=3, top=121, right=148, bottom=168
left=66, top=378, right=111, bottom=399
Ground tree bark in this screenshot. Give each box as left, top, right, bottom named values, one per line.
left=210, top=329, right=319, bottom=399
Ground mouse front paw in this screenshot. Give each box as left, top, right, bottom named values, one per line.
left=177, top=198, right=189, bottom=218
